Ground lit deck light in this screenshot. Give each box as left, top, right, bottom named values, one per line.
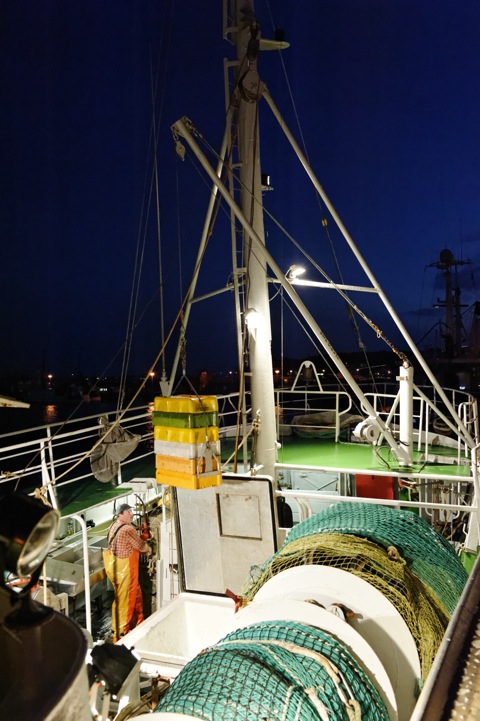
left=245, top=308, right=261, bottom=331
left=286, top=264, right=306, bottom=282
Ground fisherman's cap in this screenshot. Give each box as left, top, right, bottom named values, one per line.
left=117, top=503, right=133, bottom=515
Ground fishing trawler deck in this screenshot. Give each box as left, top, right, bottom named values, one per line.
left=1, top=396, right=473, bottom=523
left=276, top=436, right=474, bottom=481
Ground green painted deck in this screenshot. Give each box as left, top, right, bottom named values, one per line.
left=222, top=435, right=472, bottom=481
left=277, top=436, right=472, bottom=480
left=57, top=435, right=472, bottom=516
left=58, top=457, right=155, bottom=517
left=58, top=480, right=134, bottom=517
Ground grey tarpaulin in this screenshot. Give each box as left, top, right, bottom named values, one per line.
left=90, top=416, right=141, bottom=483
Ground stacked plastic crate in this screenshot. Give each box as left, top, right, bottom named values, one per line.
left=153, top=395, right=222, bottom=490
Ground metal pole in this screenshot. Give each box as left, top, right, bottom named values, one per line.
left=399, top=364, right=414, bottom=465
left=72, top=513, right=92, bottom=636
left=229, top=2, right=277, bottom=479
left=166, top=114, right=235, bottom=397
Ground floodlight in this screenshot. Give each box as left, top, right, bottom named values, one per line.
left=286, top=265, right=306, bottom=281
left=0, top=492, right=60, bottom=581
left=245, top=308, right=261, bottom=331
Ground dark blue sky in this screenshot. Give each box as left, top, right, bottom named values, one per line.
left=1, top=1, right=479, bottom=378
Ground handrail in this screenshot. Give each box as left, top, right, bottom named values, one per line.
left=72, top=513, right=92, bottom=636
left=0, top=406, right=153, bottom=492
left=276, top=488, right=479, bottom=517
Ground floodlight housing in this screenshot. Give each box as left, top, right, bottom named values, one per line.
left=0, top=493, right=60, bottom=580
left=286, top=264, right=306, bottom=281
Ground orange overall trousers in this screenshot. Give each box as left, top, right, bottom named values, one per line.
left=103, top=547, right=144, bottom=640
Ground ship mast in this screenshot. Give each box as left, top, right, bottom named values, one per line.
left=229, top=0, right=277, bottom=479
left=431, top=248, right=470, bottom=359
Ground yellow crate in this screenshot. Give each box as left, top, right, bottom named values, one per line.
left=154, top=395, right=218, bottom=414
left=153, top=425, right=219, bottom=444
left=154, top=439, right=221, bottom=460
left=155, top=453, right=220, bottom=474
left=155, top=467, right=222, bottom=490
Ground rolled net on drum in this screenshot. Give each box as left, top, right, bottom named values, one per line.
left=283, top=502, right=467, bottom=615
left=155, top=620, right=389, bottom=721
left=243, top=532, right=450, bottom=679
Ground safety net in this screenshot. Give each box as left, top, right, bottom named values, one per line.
left=155, top=620, right=389, bottom=721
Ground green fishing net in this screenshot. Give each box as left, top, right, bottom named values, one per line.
left=242, top=502, right=467, bottom=678
left=284, top=502, right=467, bottom=614
left=243, top=532, right=447, bottom=679
left=155, top=620, right=389, bottom=721
left=154, top=502, right=467, bottom=717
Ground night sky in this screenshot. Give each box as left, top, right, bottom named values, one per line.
left=1, top=1, right=479, bottom=380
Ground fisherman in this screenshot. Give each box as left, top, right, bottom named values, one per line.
left=103, top=503, right=152, bottom=641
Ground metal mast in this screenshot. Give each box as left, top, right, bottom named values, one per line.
left=228, top=0, right=277, bottom=479
left=431, top=248, right=470, bottom=359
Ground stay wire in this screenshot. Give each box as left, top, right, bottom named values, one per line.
left=265, top=0, right=377, bottom=375
left=12, top=285, right=165, bottom=492
left=193, top=122, right=409, bottom=394
left=30, top=196, right=221, bottom=493
left=16, top=159, right=216, bottom=490
left=321, top=216, right=378, bottom=391
left=117, top=0, right=174, bottom=414
left=194, top=91, right=406, bottom=359
left=13, top=6, right=204, bottom=491
left=150, top=52, right=166, bottom=381
left=117, top=161, right=154, bottom=417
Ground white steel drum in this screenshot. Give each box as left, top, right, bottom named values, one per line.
left=252, top=564, right=421, bottom=721
left=231, top=597, right=398, bottom=721
left=151, top=594, right=398, bottom=721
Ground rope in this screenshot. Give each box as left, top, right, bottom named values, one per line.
left=33, top=487, right=52, bottom=506
left=216, top=637, right=362, bottom=719
left=157, top=617, right=389, bottom=720
left=213, top=640, right=332, bottom=721
left=31, top=229, right=215, bottom=495
left=221, top=416, right=259, bottom=470
left=150, top=52, right=166, bottom=382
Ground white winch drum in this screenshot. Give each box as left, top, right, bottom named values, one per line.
left=252, top=564, right=421, bottom=721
